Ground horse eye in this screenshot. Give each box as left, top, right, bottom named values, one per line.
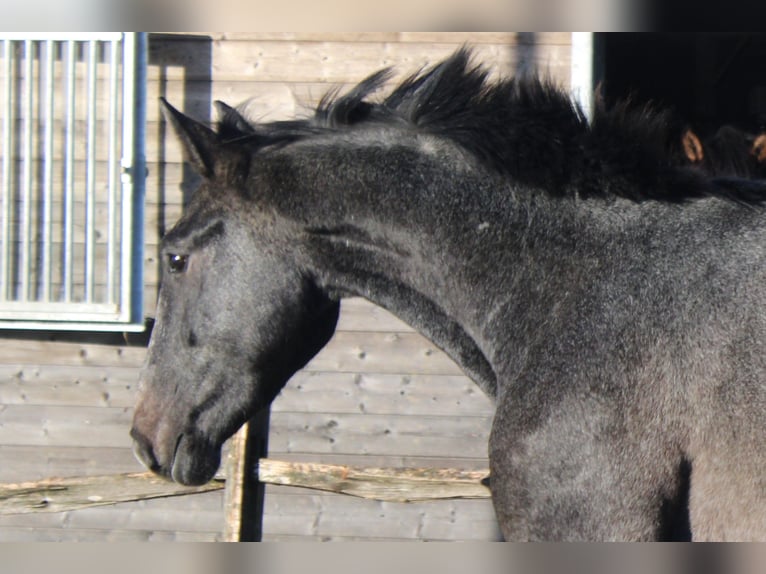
left=167, top=254, right=189, bottom=274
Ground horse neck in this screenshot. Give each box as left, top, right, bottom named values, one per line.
left=261, top=138, right=584, bottom=398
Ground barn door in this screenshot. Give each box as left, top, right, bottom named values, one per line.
left=0, top=32, right=146, bottom=331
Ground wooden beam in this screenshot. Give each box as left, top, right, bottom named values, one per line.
left=0, top=471, right=223, bottom=515
left=222, top=408, right=270, bottom=541
left=258, top=459, right=490, bottom=502
left=0, top=457, right=490, bottom=516
left=222, top=423, right=250, bottom=541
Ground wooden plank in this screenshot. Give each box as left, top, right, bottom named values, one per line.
left=0, top=339, right=146, bottom=368
left=211, top=33, right=403, bottom=43
left=260, top=452, right=491, bottom=471
left=335, top=298, right=413, bottom=332
left=0, top=471, right=223, bottom=515
left=306, top=506, right=500, bottom=541
left=262, top=487, right=500, bottom=541
left=0, top=487, right=225, bottom=541
left=397, top=32, right=570, bottom=45
left=0, top=445, right=144, bottom=483
left=0, top=459, right=491, bottom=525
left=0, top=526, right=220, bottom=542
left=0, top=404, right=136, bottom=448
left=158, top=32, right=569, bottom=45
left=222, top=423, right=249, bottom=542
left=275, top=372, right=493, bottom=416
left=0, top=365, right=139, bottom=408
left=148, top=39, right=571, bottom=84
left=222, top=410, right=270, bottom=541
left=0, top=488, right=224, bottom=526
left=258, top=459, right=489, bottom=502
left=0, top=331, right=457, bottom=375
left=268, top=411, right=490, bottom=457
left=59, top=491, right=225, bottom=533
left=303, top=331, right=464, bottom=376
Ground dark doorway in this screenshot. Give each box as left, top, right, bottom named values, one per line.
left=599, top=34, right=766, bottom=137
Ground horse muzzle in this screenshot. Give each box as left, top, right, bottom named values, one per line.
left=130, top=419, right=221, bottom=486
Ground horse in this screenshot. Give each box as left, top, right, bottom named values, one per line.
left=593, top=86, right=766, bottom=180
left=680, top=124, right=766, bottom=178
left=131, top=48, right=766, bottom=541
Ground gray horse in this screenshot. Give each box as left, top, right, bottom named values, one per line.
left=131, top=49, right=766, bottom=541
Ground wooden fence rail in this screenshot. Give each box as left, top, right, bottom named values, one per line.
left=0, top=471, right=225, bottom=515
left=258, top=459, right=490, bottom=502
left=0, top=459, right=491, bottom=515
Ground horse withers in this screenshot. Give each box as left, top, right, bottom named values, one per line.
left=131, top=49, right=766, bottom=541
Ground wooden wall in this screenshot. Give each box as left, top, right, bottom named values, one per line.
left=0, top=32, right=571, bottom=541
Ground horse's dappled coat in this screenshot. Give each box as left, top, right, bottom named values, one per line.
left=132, top=49, right=766, bottom=541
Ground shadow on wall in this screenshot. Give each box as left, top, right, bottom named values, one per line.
left=148, top=33, right=213, bottom=230
left=514, top=32, right=537, bottom=77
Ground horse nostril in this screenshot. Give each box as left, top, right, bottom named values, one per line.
left=130, top=427, right=161, bottom=473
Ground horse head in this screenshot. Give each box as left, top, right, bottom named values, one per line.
left=130, top=100, right=340, bottom=485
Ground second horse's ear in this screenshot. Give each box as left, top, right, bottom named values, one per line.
left=752, top=134, right=766, bottom=163
left=682, top=129, right=704, bottom=163
left=160, top=98, right=221, bottom=179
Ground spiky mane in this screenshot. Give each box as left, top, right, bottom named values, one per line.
left=218, top=48, right=765, bottom=204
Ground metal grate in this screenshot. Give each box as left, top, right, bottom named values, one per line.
left=0, top=33, right=145, bottom=331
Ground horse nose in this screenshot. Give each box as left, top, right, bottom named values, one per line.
left=130, top=427, right=161, bottom=473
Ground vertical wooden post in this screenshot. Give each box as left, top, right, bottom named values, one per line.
left=223, top=407, right=270, bottom=541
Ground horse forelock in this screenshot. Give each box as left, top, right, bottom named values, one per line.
left=215, top=48, right=766, bottom=206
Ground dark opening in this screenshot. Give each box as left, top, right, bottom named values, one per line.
left=598, top=33, right=766, bottom=137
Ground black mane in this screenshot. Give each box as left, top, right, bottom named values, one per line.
left=219, top=48, right=765, bottom=205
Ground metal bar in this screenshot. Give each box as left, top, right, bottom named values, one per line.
left=120, top=33, right=134, bottom=322
left=2, top=40, right=13, bottom=301
left=132, top=33, right=147, bottom=326
left=20, top=40, right=32, bottom=302
left=84, top=39, right=96, bottom=303
left=63, top=40, right=75, bottom=302
left=130, top=32, right=147, bottom=327
left=41, top=40, right=54, bottom=302
left=106, top=39, right=118, bottom=305
left=121, top=32, right=145, bottom=325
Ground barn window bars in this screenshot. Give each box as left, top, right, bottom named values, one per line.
left=0, top=33, right=145, bottom=331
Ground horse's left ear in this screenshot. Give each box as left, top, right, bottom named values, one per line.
left=160, top=98, right=221, bottom=179
left=682, top=129, right=704, bottom=163
left=752, top=134, right=766, bottom=163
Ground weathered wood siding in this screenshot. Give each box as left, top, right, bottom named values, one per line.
left=0, top=32, right=571, bottom=541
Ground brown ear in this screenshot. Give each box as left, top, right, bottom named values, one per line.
left=682, top=129, right=704, bottom=163
left=751, top=134, right=766, bottom=163
left=160, top=98, right=221, bottom=178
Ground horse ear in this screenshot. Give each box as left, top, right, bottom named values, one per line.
left=214, top=100, right=256, bottom=139
left=751, top=133, right=766, bottom=163
left=682, top=129, right=704, bottom=163
left=160, top=98, right=220, bottom=178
